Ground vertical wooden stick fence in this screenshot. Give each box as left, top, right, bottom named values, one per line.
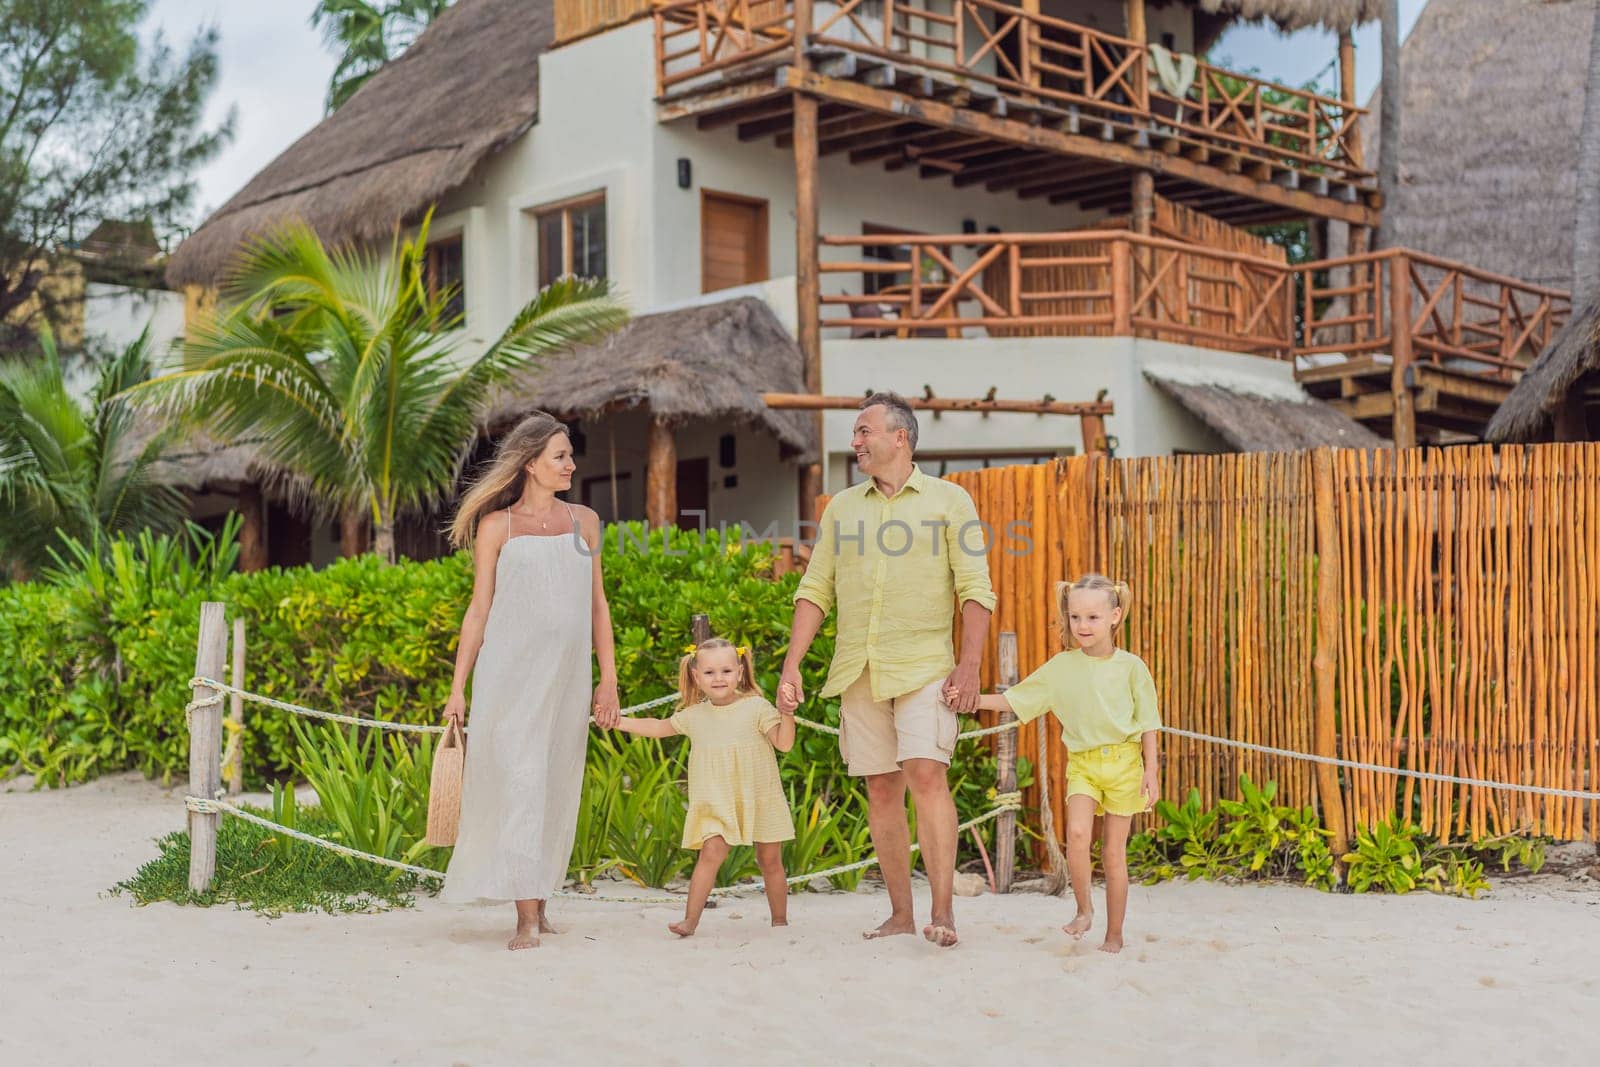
left=992, top=633, right=1020, bottom=893
left=227, top=616, right=246, bottom=796
left=188, top=601, right=228, bottom=893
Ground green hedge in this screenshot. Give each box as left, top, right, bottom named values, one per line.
left=1, top=522, right=845, bottom=786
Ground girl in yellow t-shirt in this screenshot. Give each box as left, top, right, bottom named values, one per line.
left=611, top=638, right=797, bottom=937
left=955, top=574, right=1161, bottom=954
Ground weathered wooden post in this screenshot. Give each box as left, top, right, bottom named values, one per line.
left=1311, top=450, right=1350, bottom=865
left=1110, top=237, right=1133, bottom=336
left=226, top=616, right=246, bottom=795
left=188, top=601, right=228, bottom=892
left=994, top=632, right=1021, bottom=892
left=1388, top=251, right=1417, bottom=448
left=691, top=613, right=712, bottom=646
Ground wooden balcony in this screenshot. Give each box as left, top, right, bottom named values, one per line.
left=654, top=0, right=1377, bottom=225
left=819, top=231, right=1572, bottom=443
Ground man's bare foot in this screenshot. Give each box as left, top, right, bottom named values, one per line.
left=668, top=920, right=697, bottom=938
left=1100, top=933, right=1124, bottom=954
left=922, top=916, right=959, bottom=948
left=1063, top=911, right=1093, bottom=939
left=862, top=915, right=916, bottom=940
left=507, top=925, right=540, bottom=951
left=537, top=914, right=561, bottom=935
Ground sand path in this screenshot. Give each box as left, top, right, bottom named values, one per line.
left=2, top=772, right=1596, bottom=1065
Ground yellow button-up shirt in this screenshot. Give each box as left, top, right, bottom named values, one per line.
left=795, top=464, right=997, bottom=701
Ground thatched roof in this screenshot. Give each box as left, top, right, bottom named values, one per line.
left=1359, top=0, right=1590, bottom=292
left=167, top=0, right=549, bottom=288
left=1485, top=300, right=1600, bottom=442
left=1194, top=0, right=1380, bottom=33
left=1145, top=364, right=1384, bottom=452
left=113, top=417, right=276, bottom=492
left=488, top=297, right=819, bottom=461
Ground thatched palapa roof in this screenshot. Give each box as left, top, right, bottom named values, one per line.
left=1194, top=0, right=1380, bottom=33
left=1145, top=364, right=1384, bottom=452
left=1485, top=301, right=1600, bottom=442
left=1358, top=0, right=1590, bottom=293
left=167, top=0, right=549, bottom=288
left=488, top=297, right=819, bottom=461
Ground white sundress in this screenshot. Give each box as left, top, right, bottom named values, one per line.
left=440, top=506, right=593, bottom=904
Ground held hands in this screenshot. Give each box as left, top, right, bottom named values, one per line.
left=1140, top=769, right=1161, bottom=812
left=591, top=680, right=621, bottom=730
left=941, top=660, right=980, bottom=714
left=443, top=691, right=467, bottom=727
left=777, top=664, right=804, bottom=714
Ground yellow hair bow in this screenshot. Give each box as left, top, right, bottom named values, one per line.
left=683, top=643, right=698, bottom=655
left=736, top=645, right=750, bottom=657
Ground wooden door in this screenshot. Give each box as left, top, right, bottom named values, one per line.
left=701, top=190, right=769, bottom=294
left=675, top=457, right=709, bottom=530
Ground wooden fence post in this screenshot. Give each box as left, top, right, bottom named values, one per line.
left=691, top=613, right=712, bottom=645
left=227, top=616, right=245, bottom=795
left=1311, top=450, right=1350, bottom=865
left=993, top=632, right=1021, bottom=893
left=188, top=601, right=228, bottom=893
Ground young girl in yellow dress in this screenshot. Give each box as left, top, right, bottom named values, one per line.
left=611, top=638, right=797, bottom=937
left=954, top=574, right=1161, bottom=954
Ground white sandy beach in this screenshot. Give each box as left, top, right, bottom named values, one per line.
left=2, top=771, right=1596, bottom=1067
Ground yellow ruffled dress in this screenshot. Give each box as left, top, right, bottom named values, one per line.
left=669, top=695, right=796, bottom=849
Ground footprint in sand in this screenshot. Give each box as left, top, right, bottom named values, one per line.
left=1209, top=938, right=1230, bottom=952
left=1144, top=933, right=1161, bottom=942
left=1478, top=976, right=1497, bottom=988
left=1023, top=936, right=1044, bottom=945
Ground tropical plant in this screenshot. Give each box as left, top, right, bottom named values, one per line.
left=312, top=0, right=453, bottom=112
left=124, top=213, right=628, bottom=562
left=0, top=328, right=187, bottom=579
left=0, top=1, right=229, bottom=349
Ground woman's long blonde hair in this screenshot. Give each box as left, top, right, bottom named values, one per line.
left=677, top=638, right=760, bottom=709
left=447, top=412, right=570, bottom=548
left=1056, top=573, right=1133, bottom=648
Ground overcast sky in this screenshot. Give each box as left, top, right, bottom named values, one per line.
left=143, top=0, right=1428, bottom=230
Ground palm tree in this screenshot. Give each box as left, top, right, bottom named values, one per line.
left=312, top=0, right=453, bottom=112
left=125, top=214, right=628, bottom=564
left=0, top=329, right=187, bottom=579
left=1376, top=0, right=1401, bottom=249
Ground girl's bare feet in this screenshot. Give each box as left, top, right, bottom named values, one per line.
left=1063, top=911, right=1094, bottom=939
left=507, top=923, right=540, bottom=950
left=668, top=920, right=697, bottom=938
left=1100, top=933, right=1124, bottom=954
left=922, top=916, right=959, bottom=948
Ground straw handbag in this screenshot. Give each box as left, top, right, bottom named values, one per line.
left=425, top=720, right=466, bottom=847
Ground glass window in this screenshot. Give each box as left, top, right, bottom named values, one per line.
left=425, top=236, right=465, bottom=327
left=535, top=194, right=607, bottom=288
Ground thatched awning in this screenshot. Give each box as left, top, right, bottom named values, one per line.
left=112, top=418, right=276, bottom=492
left=167, top=0, right=549, bottom=288
left=1145, top=365, right=1384, bottom=452
left=487, top=297, right=819, bottom=462
left=1485, top=300, right=1600, bottom=442
left=1357, top=0, right=1589, bottom=294
left=1195, top=0, right=1380, bottom=33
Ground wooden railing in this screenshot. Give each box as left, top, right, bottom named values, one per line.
left=820, top=230, right=1297, bottom=357
left=655, top=0, right=1367, bottom=178
left=823, top=232, right=1571, bottom=376
left=1298, top=249, right=1572, bottom=378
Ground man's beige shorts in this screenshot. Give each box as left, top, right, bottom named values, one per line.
left=839, top=667, right=958, bottom=777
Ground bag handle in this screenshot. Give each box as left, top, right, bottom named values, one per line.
left=441, top=719, right=465, bottom=749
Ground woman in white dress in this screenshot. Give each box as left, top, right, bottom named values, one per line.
left=439, top=412, right=620, bottom=949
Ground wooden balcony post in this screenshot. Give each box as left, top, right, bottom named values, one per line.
left=646, top=413, right=678, bottom=527
left=236, top=481, right=267, bottom=572
left=793, top=0, right=823, bottom=524
left=1388, top=252, right=1417, bottom=448
left=1338, top=29, right=1362, bottom=168
left=1125, top=0, right=1148, bottom=109
left=1021, top=0, right=1040, bottom=97
left=1130, top=170, right=1154, bottom=235
left=1124, top=0, right=1145, bottom=43
left=1110, top=238, right=1132, bottom=336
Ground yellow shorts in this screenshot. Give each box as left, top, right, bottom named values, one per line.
left=1066, top=742, right=1150, bottom=817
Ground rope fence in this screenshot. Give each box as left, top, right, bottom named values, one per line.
left=179, top=603, right=1596, bottom=901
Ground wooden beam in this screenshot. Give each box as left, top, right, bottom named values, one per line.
left=1130, top=170, right=1155, bottom=235
left=762, top=393, right=1115, bottom=417
left=777, top=68, right=1378, bottom=224
left=236, top=481, right=267, bottom=572
left=646, top=415, right=677, bottom=527
left=776, top=108, right=899, bottom=148
left=794, top=0, right=824, bottom=527
left=1125, top=0, right=1146, bottom=43
left=658, top=74, right=787, bottom=122
left=1389, top=251, right=1417, bottom=448
left=697, top=99, right=793, bottom=131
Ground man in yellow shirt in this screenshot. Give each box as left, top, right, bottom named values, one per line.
left=778, top=392, right=995, bottom=947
